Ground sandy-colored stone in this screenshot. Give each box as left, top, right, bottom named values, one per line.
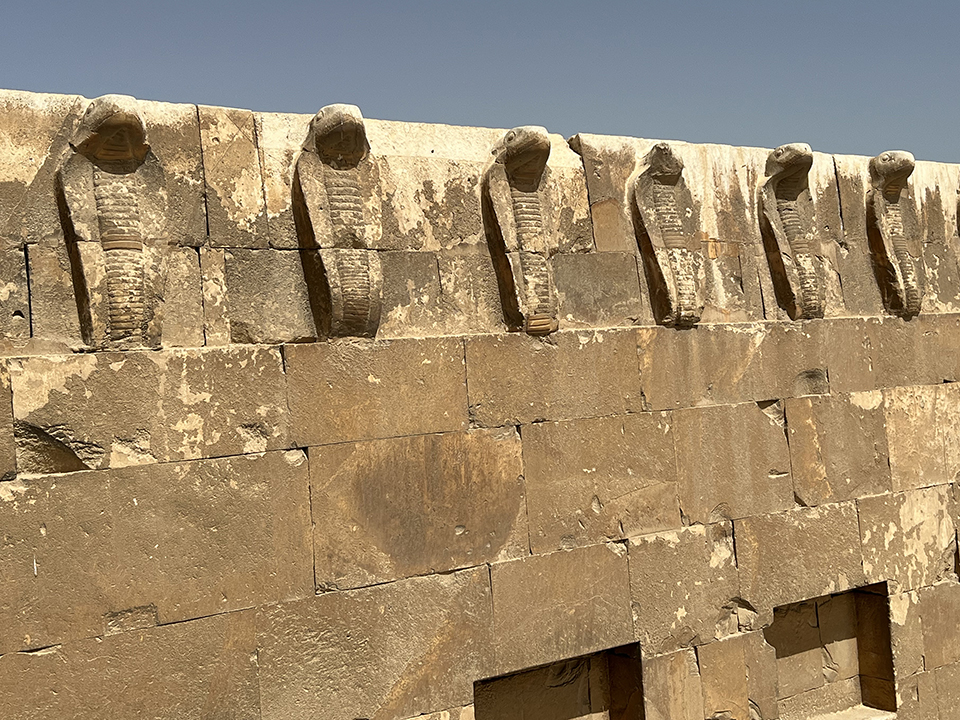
left=285, top=336, right=467, bottom=445
left=785, top=392, right=890, bottom=506
left=490, top=543, right=632, bottom=675
left=465, top=329, right=641, bottom=426
left=896, top=671, right=938, bottom=720
left=254, top=111, right=309, bottom=249
left=311, top=427, right=526, bottom=589
left=0, top=610, right=259, bottom=720
left=257, top=566, right=492, bottom=720
left=776, top=677, right=862, bottom=720
left=554, top=252, right=646, bottom=329
left=818, top=592, right=861, bottom=683
left=889, top=590, right=924, bottom=681
left=919, top=580, right=960, bottom=670
left=0, top=450, right=311, bottom=653
left=437, top=247, right=504, bottom=333
left=162, top=246, right=205, bottom=347
left=0, top=364, right=14, bottom=479
left=0, top=240, right=29, bottom=343
left=199, top=105, right=268, bottom=247
left=934, top=662, right=960, bottom=720
left=640, top=649, right=704, bottom=720
left=378, top=250, right=446, bottom=338
left=884, top=385, right=946, bottom=491
left=675, top=401, right=793, bottom=523
left=25, top=245, right=77, bottom=347
left=859, top=487, right=956, bottom=592
left=697, top=634, right=750, bottom=720
left=628, top=522, right=740, bottom=655
left=9, top=346, right=289, bottom=471
left=199, top=246, right=229, bottom=344
left=764, top=600, right=826, bottom=699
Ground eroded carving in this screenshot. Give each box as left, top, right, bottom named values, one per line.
left=292, top=104, right=383, bottom=338
left=482, top=126, right=558, bottom=335
left=867, top=150, right=922, bottom=317
left=632, top=143, right=704, bottom=327
left=56, top=95, right=168, bottom=349
left=759, top=143, right=824, bottom=320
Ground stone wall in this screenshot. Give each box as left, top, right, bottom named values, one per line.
left=0, top=88, right=958, bottom=719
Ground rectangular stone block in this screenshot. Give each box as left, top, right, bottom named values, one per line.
left=255, top=111, right=309, bottom=249
left=884, top=385, right=947, bottom=491
left=257, top=566, right=492, bottom=720
left=199, top=105, right=268, bottom=247
left=736, top=503, right=865, bottom=620
left=0, top=240, right=30, bottom=344
left=896, top=670, right=938, bottom=720
left=285, top=336, right=468, bottom=445
left=0, top=450, right=311, bottom=653
left=162, top=246, right=205, bottom=347
left=818, top=592, right=860, bottom=683
left=785, top=392, right=891, bottom=506
left=465, top=329, right=641, bottom=426
left=919, top=580, right=960, bottom=670
left=553, top=252, right=647, bottom=329
left=490, top=543, right=633, bottom=675
left=775, top=676, right=862, bottom=719
left=934, top=662, right=960, bottom=720
left=764, top=599, right=825, bottom=699
left=675, top=402, right=793, bottom=523
left=9, top=346, right=289, bottom=471
left=697, top=635, right=750, bottom=720
left=379, top=250, right=445, bottom=338
left=889, top=590, right=924, bottom=680
left=859, top=487, right=956, bottom=592
left=628, top=523, right=740, bottom=655
left=437, top=248, right=504, bottom=334
left=199, top=246, right=229, bottom=344
left=311, top=428, right=526, bottom=589
left=640, top=649, right=704, bottom=720
left=521, top=413, right=679, bottom=553
left=0, top=610, right=259, bottom=720
left=0, top=366, right=13, bottom=479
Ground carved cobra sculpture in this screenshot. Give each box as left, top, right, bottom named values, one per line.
left=867, top=150, right=922, bottom=318
left=632, top=143, right=703, bottom=327
left=759, top=143, right=824, bottom=320
left=482, top=126, right=558, bottom=336
left=292, top=104, right=383, bottom=338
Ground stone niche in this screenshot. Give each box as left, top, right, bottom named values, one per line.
left=763, top=584, right=896, bottom=720
left=474, top=644, right=643, bottom=720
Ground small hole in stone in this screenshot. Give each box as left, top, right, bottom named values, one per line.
left=12, top=310, right=24, bottom=319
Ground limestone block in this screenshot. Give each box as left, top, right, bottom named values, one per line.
left=859, top=487, right=956, bottom=592
left=199, top=246, right=229, bottom=344
left=489, top=543, right=632, bottom=675
left=697, top=634, right=750, bottom=720
left=896, top=671, right=938, bottom=720
left=0, top=366, right=13, bottom=479
left=199, top=105, right=268, bottom=247
left=378, top=250, right=445, bottom=338
left=0, top=239, right=29, bottom=344
left=674, top=402, right=793, bottom=523
left=257, top=566, right=492, bottom=720
left=913, top=160, right=960, bottom=314
left=775, top=677, right=862, bottom=719
left=162, top=246, right=204, bottom=347
left=884, top=385, right=951, bottom=491
left=637, top=321, right=828, bottom=411
left=0, top=610, right=259, bottom=720
left=222, top=248, right=317, bottom=343
left=285, top=336, right=467, bottom=445
left=0, top=450, right=311, bottom=653
left=437, top=247, right=503, bottom=334
left=856, top=591, right=896, bottom=701
left=464, top=329, right=641, bottom=426
left=934, top=662, right=960, bottom=720
left=0, top=90, right=86, bottom=249
left=255, top=111, right=309, bottom=248
left=639, top=649, right=704, bottom=720
left=553, top=252, right=647, bottom=329
left=736, top=504, right=865, bottom=620
left=764, top=599, right=825, bottom=699
left=311, top=428, right=526, bottom=589
left=919, top=580, right=960, bottom=670
left=521, top=413, right=680, bottom=554
left=627, top=522, right=740, bottom=655
left=818, top=592, right=860, bottom=683
left=939, top=381, right=960, bottom=483
left=889, top=590, right=924, bottom=680
left=743, top=630, right=781, bottom=720
left=9, top=345, right=289, bottom=471
left=785, top=392, right=890, bottom=506
left=25, top=244, right=82, bottom=348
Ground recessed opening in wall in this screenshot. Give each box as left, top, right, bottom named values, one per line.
left=763, top=583, right=896, bottom=720
left=473, top=644, right=643, bottom=720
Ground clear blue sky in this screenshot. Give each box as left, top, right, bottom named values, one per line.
left=2, top=1, right=958, bottom=161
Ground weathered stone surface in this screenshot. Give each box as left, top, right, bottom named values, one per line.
left=9, top=346, right=289, bottom=471
left=859, top=487, right=956, bottom=592
left=640, top=649, right=704, bottom=720
left=775, top=677, right=862, bottom=720
left=785, top=392, right=890, bottom=506
left=889, top=589, right=923, bottom=680
left=163, top=246, right=204, bottom=347
left=0, top=610, right=260, bottom=720
left=285, top=336, right=467, bottom=446
left=896, top=670, right=938, bottom=720
left=222, top=248, right=316, bottom=343
left=638, top=321, right=828, bottom=411
left=199, top=246, right=229, bottom=344
left=919, top=580, right=960, bottom=670
left=255, top=111, right=309, bottom=248
left=0, top=240, right=29, bottom=344
left=628, top=523, right=740, bottom=655
left=0, top=366, right=13, bottom=479
left=521, top=412, right=679, bottom=553
left=490, top=543, right=632, bottom=675
left=764, top=599, right=825, bottom=699
left=913, top=160, right=960, bottom=315
left=883, top=384, right=960, bottom=491
left=934, top=662, right=960, bottom=720
left=697, top=634, right=750, bottom=720
left=465, top=329, right=641, bottom=426
left=378, top=250, right=445, bottom=338
left=311, top=428, right=526, bottom=589
left=437, top=247, right=504, bottom=333
left=199, top=105, right=268, bottom=247
left=743, top=629, right=780, bottom=720
left=736, top=504, right=865, bottom=619
left=257, top=567, right=492, bottom=720
left=819, top=592, right=860, bottom=683
left=0, top=450, right=310, bottom=653
left=553, top=252, right=646, bottom=329
left=675, top=402, right=793, bottom=523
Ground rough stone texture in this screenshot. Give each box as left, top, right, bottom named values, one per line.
left=674, top=401, right=793, bottom=524
left=0, top=450, right=311, bottom=653
left=640, top=649, right=704, bottom=720
left=521, top=412, right=679, bottom=553
left=162, top=246, right=205, bottom=348
left=553, top=252, right=646, bottom=329
left=198, top=246, right=230, bottom=344
left=489, top=543, right=633, bottom=675
left=919, top=580, right=960, bottom=670
left=0, top=610, right=260, bottom=720
left=378, top=250, right=445, bottom=338
left=785, top=391, right=891, bottom=506
left=697, top=635, right=750, bottom=720
left=9, top=346, right=289, bottom=471
left=0, top=365, right=14, bottom=479
left=254, top=111, right=309, bottom=249
left=285, top=336, right=468, bottom=446
left=465, top=329, right=641, bottom=426
left=436, top=247, right=504, bottom=333
left=199, top=105, right=268, bottom=247
left=311, top=428, right=526, bottom=589
left=0, top=240, right=29, bottom=345
left=736, top=504, right=866, bottom=621
left=859, top=487, right=956, bottom=592
left=627, top=523, right=740, bottom=656
left=257, top=567, right=493, bottom=720
left=884, top=384, right=960, bottom=491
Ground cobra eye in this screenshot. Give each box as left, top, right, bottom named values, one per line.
left=506, top=131, right=516, bottom=142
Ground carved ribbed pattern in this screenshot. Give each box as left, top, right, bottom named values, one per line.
left=520, top=252, right=554, bottom=315
left=93, top=168, right=144, bottom=341
left=509, top=187, right=543, bottom=245
left=651, top=181, right=686, bottom=250
left=669, top=247, right=698, bottom=323
left=322, top=166, right=364, bottom=228
left=775, top=176, right=820, bottom=317
left=885, top=202, right=921, bottom=314
left=337, top=250, right=372, bottom=334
